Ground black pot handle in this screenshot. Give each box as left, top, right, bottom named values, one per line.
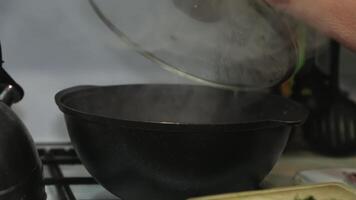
left=0, top=42, right=24, bottom=106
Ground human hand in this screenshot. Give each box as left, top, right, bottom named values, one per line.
left=265, top=0, right=356, bottom=51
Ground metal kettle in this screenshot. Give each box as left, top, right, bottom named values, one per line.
left=0, top=43, right=45, bottom=200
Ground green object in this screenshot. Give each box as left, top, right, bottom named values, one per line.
left=294, top=195, right=316, bottom=200
left=295, top=24, right=307, bottom=76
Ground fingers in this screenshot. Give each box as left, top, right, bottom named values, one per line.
left=265, top=0, right=356, bottom=51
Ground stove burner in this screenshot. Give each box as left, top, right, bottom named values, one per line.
left=38, top=144, right=119, bottom=200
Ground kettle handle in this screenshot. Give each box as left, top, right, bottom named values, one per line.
left=0, top=42, right=24, bottom=106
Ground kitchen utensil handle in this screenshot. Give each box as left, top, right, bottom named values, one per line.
left=0, top=42, right=24, bottom=106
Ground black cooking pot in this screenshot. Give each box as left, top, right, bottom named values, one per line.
left=0, top=43, right=45, bottom=200
left=56, top=84, right=308, bottom=200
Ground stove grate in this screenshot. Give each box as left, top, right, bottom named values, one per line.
left=39, top=147, right=99, bottom=200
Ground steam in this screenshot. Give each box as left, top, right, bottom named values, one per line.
left=91, top=0, right=327, bottom=90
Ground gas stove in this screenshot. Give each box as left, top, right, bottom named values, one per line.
left=38, top=144, right=119, bottom=200
left=38, top=143, right=356, bottom=200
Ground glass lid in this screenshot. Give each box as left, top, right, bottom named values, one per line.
left=89, top=0, right=306, bottom=90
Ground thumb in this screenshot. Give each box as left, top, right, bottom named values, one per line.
left=265, top=0, right=356, bottom=51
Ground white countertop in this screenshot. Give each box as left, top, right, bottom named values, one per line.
left=264, top=150, right=356, bottom=188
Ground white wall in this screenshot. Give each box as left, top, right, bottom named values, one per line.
left=0, top=0, right=192, bottom=142
left=1, top=0, right=355, bottom=142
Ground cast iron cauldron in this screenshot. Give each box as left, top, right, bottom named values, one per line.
left=56, top=84, right=308, bottom=200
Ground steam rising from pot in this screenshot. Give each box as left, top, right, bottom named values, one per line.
left=90, top=0, right=327, bottom=90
